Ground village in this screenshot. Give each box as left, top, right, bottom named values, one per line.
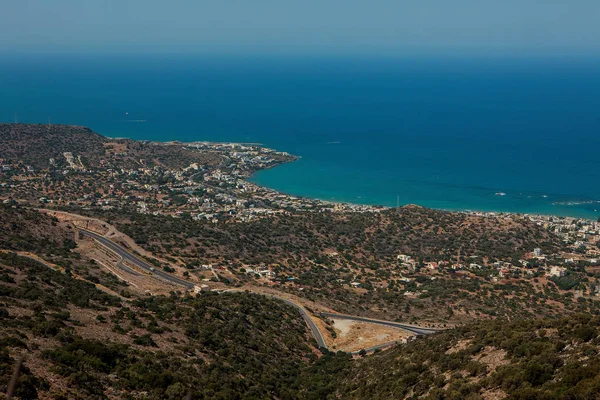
left=166, top=210, right=600, bottom=312
left=0, top=141, right=382, bottom=222
left=2, top=137, right=600, bottom=305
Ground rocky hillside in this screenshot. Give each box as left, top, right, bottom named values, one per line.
left=0, top=124, right=106, bottom=170
left=0, top=123, right=221, bottom=170
left=0, top=252, right=316, bottom=399
left=322, top=315, right=600, bottom=399
left=0, top=205, right=76, bottom=256
left=110, top=205, right=563, bottom=266
left=0, top=206, right=598, bottom=399
left=5, top=249, right=600, bottom=400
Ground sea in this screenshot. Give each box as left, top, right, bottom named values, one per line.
left=1, top=54, right=599, bottom=219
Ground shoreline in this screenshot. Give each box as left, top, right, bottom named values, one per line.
left=119, top=132, right=600, bottom=222
left=3, top=123, right=597, bottom=222
left=248, top=156, right=599, bottom=222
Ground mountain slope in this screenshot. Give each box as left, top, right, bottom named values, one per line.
left=326, top=315, right=600, bottom=399
left=0, top=251, right=316, bottom=399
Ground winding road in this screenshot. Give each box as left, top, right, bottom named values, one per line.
left=222, top=289, right=327, bottom=348
left=78, top=228, right=195, bottom=290
left=276, top=297, right=328, bottom=348
left=78, top=227, right=442, bottom=352
left=320, top=312, right=442, bottom=336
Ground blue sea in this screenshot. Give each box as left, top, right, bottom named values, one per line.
left=1, top=54, right=599, bottom=219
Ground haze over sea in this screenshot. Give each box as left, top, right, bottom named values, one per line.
left=1, top=55, right=599, bottom=219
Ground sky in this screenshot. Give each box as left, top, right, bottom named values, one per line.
left=1, top=0, right=600, bottom=56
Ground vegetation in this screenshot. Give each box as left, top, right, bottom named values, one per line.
left=6, top=252, right=600, bottom=400
left=74, top=207, right=584, bottom=324
left=0, top=204, right=75, bottom=256
left=325, top=315, right=600, bottom=399
left=0, top=123, right=222, bottom=170
left=108, top=206, right=562, bottom=265
left=0, top=252, right=317, bottom=398
left=0, top=204, right=129, bottom=294
left=2, top=125, right=598, bottom=398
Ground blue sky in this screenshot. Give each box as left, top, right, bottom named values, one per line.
left=1, top=0, right=600, bottom=56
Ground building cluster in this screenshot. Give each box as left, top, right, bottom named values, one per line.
left=340, top=216, right=599, bottom=297
left=0, top=141, right=383, bottom=222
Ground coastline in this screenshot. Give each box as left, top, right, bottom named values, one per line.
left=249, top=154, right=599, bottom=221
left=3, top=55, right=600, bottom=222
left=2, top=123, right=597, bottom=222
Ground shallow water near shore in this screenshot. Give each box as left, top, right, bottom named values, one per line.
left=1, top=54, right=600, bottom=219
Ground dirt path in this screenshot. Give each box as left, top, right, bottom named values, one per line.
left=329, top=318, right=414, bottom=353
left=225, top=285, right=416, bottom=351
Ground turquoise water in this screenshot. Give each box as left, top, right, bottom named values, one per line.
left=1, top=55, right=599, bottom=219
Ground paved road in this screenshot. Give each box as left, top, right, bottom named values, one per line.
left=320, top=312, right=441, bottom=336
left=277, top=297, right=327, bottom=349
left=116, top=258, right=141, bottom=276
left=222, top=289, right=327, bottom=349
left=78, top=228, right=440, bottom=349
left=78, top=228, right=195, bottom=290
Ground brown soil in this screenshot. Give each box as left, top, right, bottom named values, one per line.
left=329, top=319, right=414, bottom=353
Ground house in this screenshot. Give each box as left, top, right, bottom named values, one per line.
left=193, top=284, right=211, bottom=293
left=397, top=254, right=412, bottom=262
left=548, top=266, right=567, bottom=277
left=425, top=262, right=439, bottom=270
left=258, top=269, right=275, bottom=278
left=519, top=259, right=530, bottom=267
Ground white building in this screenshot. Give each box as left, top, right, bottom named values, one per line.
left=548, top=266, right=567, bottom=277
left=193, top=284, right=211, bottom=293
left=397, top=254, right=412, bottom=262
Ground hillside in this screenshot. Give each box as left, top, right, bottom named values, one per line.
left=0, top=251, right=316, bottom=399
left=100, top=205, right=562, bottom=266
left=0, top=205, right=75, bottom=256
left=0, top=202, right=599, bottom=399
left=0, top=124, right=107, bottom=170
left=82, top=206, right=579, bottom=324
left=4, top=247, right=600, bottom=400
left=320, top=315, right=600, bottom=399
left=0, top=123, right=222, bottom=170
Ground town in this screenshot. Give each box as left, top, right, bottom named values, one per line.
left=0, top=139, right=382, bottom=222
left=2, top=134, right=599, bottom=306
left=2, top=124, right=600, bottom=330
